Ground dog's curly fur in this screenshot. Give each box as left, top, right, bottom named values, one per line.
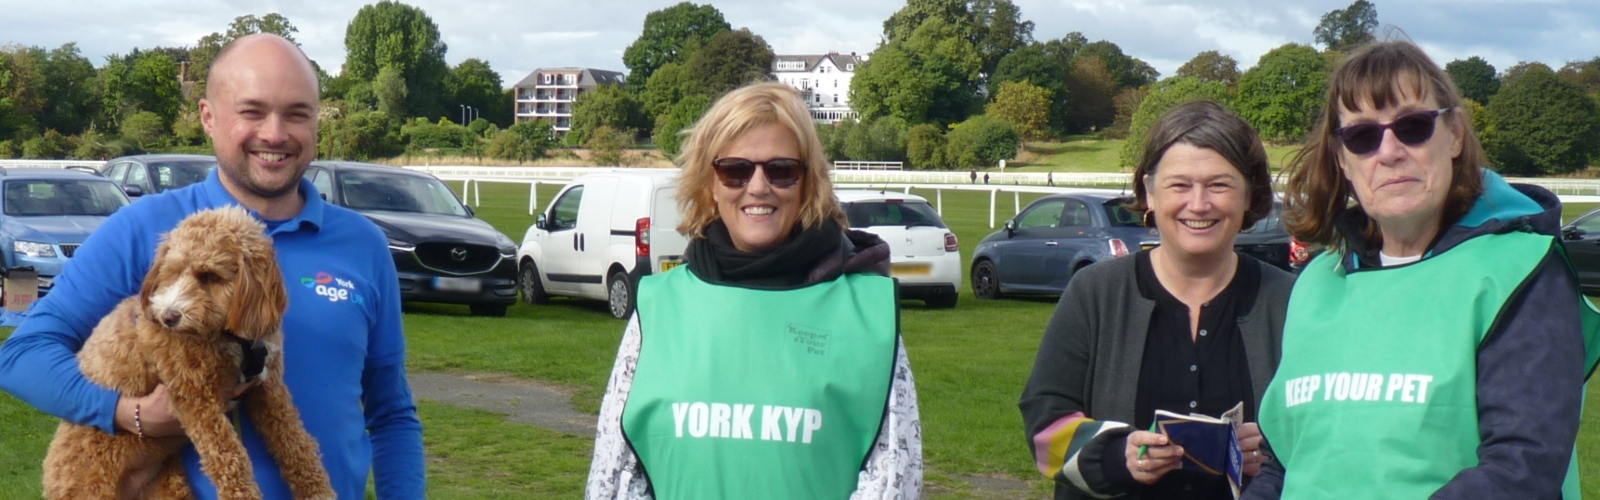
left=42, top=206, right=334, bottom=500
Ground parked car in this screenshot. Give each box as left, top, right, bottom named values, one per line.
left=0, top=168, right=131, bottom=298
left=517, top=170, right=687, bottom=319
left=304, top=161, right=518, bottom=316
left=99, top=154, right=216, bottom=198
left=837, top=190, right=961, bottom=308
left=1232, top=201, right=1294, bottom=272
left=971, top=192, right=1155, bottom=299
left=1562, top=207, right=1600, bottom=294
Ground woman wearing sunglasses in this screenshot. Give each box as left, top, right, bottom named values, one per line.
left=1245, top=41, right=1599, bottom=499
left=1020, top=100, right=1292, bottom=500
left=585, top=82, right=922, bottom=499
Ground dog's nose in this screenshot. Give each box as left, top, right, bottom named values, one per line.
left=160, top=310, right=181, bottom=328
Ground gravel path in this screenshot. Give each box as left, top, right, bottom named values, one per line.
left=408, top=371, right=595, bottom=436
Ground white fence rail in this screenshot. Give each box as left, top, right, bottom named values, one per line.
left=0, top=159, right=104, bottom=169
left=834, top=161, right=903, bottom=171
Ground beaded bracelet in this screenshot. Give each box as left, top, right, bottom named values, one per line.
left=133, top=403, right=144, bottom=439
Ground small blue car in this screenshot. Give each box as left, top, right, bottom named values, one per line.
left=0, top=168, right=131, bottom=297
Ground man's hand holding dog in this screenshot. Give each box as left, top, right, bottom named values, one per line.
left=115, top=382, right=256, bottom=438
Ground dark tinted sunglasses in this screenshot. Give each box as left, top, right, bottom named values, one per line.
left=1334, top=108, right=1451, bottom=155
left=711, top=157, right=806, bottom=188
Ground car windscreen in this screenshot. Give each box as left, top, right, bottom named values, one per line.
left=337, top=170, right=469, bottom=216
left=1102, top=200, right=1143, bottom=227
left=4, top=180, right=129, bottom=216
left=845, top=200, right=947, bottom=228
left=151, top=161, right=215, bottom=192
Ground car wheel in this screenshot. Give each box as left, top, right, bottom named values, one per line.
left=608, top=270, right=635, bottom=320
left=519, top=260, right=549, bottom=305
left=972, top=260, right=1001, bottom=300
left=470, top=303, right=507, bottom=317
left=926, top=293, right=958, bottom=309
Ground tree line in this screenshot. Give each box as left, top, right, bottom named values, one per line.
left=0, top=3, right=561, bottom=163
left=3, top=0, right=1597, bottom=175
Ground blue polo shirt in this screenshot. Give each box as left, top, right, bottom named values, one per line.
left=0, top=170, right=424, bottom=498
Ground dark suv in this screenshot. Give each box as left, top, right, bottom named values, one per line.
left=99, top=154, right=216, bottom=198
left=304, top=161, right=518, bottom=316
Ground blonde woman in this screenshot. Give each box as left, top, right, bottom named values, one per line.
left=585, top=82, right=923, bottom=499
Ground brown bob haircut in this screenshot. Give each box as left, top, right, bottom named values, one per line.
left=674, top=82, right=847, bottom=238
left=1282, top=40, right=1486, bottom=248
left=1128, top=100, right=1275, bottom=229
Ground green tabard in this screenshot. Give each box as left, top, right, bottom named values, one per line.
left=621, top=267, right=898, bottom=500
left=1259, top=232, right=1600, bottom=499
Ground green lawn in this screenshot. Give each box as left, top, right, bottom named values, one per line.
left=1006, top=137, right=1305, bottom=174
left=0, top=185, right=1596, bottom=499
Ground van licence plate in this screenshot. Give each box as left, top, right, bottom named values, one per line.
left=435, top=276, right=481, bottom=293
left=660, top=260, right=682, bottom=272
left=891, top=263, right=931, bottom=277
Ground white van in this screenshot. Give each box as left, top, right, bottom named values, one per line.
left=517, top=170, right=688, bottom=319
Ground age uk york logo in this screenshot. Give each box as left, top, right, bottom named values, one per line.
left=301, top=271, right=364, bottom=305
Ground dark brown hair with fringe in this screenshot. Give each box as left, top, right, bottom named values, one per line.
left=1128, top=100, right=1275, bottom=229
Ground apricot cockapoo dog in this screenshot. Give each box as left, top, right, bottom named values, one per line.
left=43, top=206, right=334, bottom=500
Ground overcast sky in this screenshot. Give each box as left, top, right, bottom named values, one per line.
left=4, top=0, right=1597, bottom=88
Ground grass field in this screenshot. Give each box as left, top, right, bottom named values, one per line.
left=0, top=182, right=1596, bottom=499
left=995, top=137, right=1306, bottom=174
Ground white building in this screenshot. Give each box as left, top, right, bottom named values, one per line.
left=511, top=67, right=626, bottom=135
left=772, top=52, right=864, bottom=123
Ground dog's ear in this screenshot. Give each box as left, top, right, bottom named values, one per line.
left=139, top=244, right=168, bottom=311
left=226, top=246, right=287, bottom=338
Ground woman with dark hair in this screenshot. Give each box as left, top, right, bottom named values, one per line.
left=1245, top=40, right=1600, bottom=499
left=1020, top=100, right=1294, bottom=500
left=585, top=82, right=922, bottom=499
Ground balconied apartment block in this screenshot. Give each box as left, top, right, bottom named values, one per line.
left=772, top=52, right=864, bottom=123
left=512, top=67, right=626, bottom=134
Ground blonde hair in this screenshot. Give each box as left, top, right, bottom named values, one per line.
left=675, top=82, right=845, bottom=238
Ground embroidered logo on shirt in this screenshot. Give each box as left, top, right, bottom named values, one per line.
left=300, top=271, right=364, bottom=305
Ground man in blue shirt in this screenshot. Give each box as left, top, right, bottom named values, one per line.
left=0, top=34, right=425, bottom=498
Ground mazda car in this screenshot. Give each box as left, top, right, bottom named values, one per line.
left=305, top=161, right=518, bottom=316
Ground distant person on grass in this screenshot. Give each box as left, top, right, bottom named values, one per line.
left=1021, top=100, right=1292, bottom=500
left=0, top=34, right=423, bottom=498
left=1244, top=40, right=1599, bottom=500
left=585, top=81, right=922, bottom=499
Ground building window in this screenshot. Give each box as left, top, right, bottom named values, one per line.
left=833, top=80, right=838, bottom=88
left=815, top=94, right=821, bottom=103
left=542, top=74, right=552, bottom=84
left=800, top=78, right=808, bottom=89
left=846, top=64, right=855, bottom=71
left=833, top=95, right=839, bottom=103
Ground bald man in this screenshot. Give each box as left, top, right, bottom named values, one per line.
left=0, top=34, right=425, bottom=499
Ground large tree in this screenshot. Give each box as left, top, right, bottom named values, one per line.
left=190, top=13, right=301, bottom=93
left=1237, top=43, right=1328, bottom=143
left=1314, top=0, right=1378, bottom=53
left=622, top=2, right=729, bottom=90
left=100, top=51, right=183, bottom=129
left=1486, top=63, right=1600, bottom=175
left=444, top=58, right=507, bottom=127
left=36, top=44, right=100, bottom=136
left=1176, top=50, right=1241, bottom=88
left=987, top=80, right=1050, bottom=141
left=687, top=28, right=775, bottom=98
left=990, top=43, right=1070, bottom=135
left=567, top=85, right=644, bottom=146
left=1119, top=77, right=1236, bottom=167
left=1557, top=57, right=1600, bottom=97
left=1444, top=56, right=1499, bottom=105
left=1064, top=56, right=1118, bottom=133
left=343, top=1, right=449, bottom=120
left=882, top=0, right=1032, bottom=78
left=851, top=17, right=983, bottom=126
left=641, top=61, right=698, bottom=119
left=1076, top=40, right=1158, bottom=90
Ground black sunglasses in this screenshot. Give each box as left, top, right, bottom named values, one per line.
left=1334, top=108, right=1451, bottom=156
left=711, top=157, right=806, bottom=188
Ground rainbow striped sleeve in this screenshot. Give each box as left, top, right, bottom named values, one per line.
left=1032, top=412, right=1129, bottom=498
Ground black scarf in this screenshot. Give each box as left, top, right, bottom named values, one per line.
left=686, top=218, right=843, bottom=288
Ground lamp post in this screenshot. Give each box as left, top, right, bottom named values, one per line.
left=459, top=104, right=467, bottom=125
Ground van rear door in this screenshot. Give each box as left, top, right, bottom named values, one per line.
left=649, top=184, right=689, bottom=273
